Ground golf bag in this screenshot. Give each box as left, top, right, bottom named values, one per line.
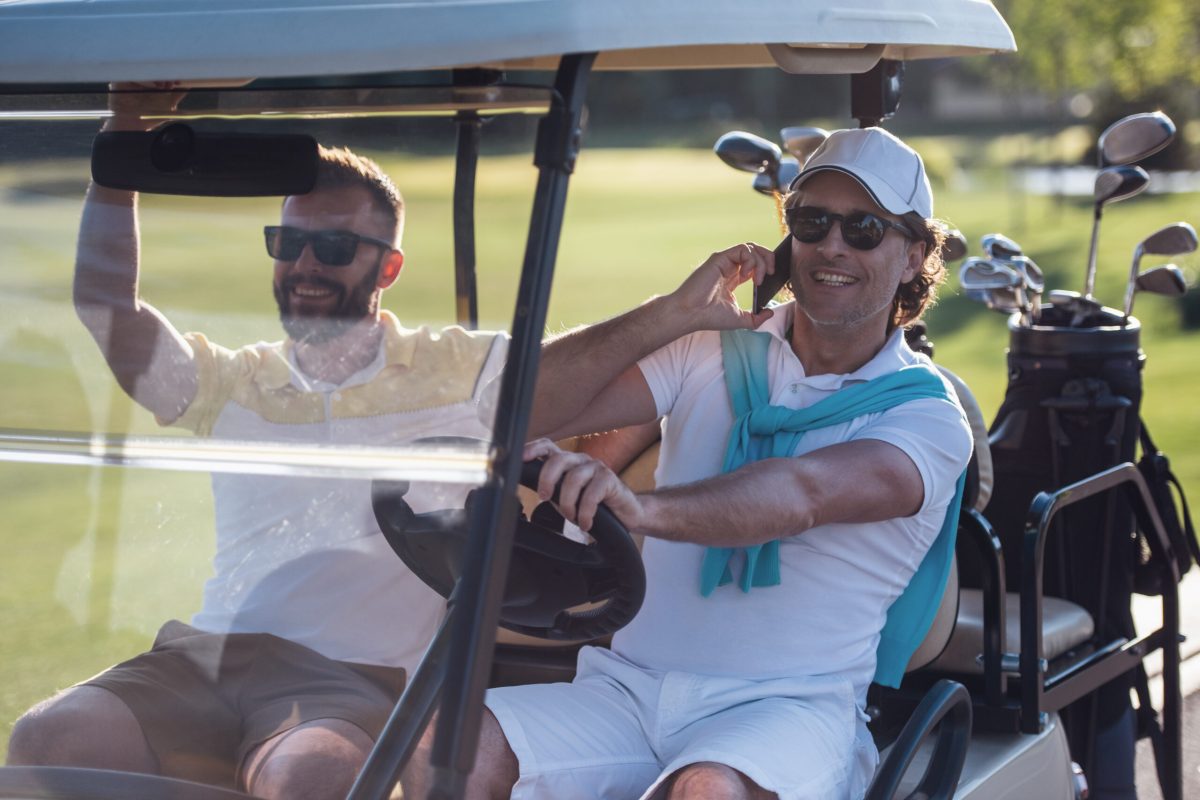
left=979, top=306, right=1144, bottom=777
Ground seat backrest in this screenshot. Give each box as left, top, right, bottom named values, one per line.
left=903, top=366, right=991, bottom=672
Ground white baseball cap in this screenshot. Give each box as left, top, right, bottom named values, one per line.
left=788, top=127, right=933, bottom=219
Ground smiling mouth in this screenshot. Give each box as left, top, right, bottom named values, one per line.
left=812, top=270, right=858, bottom=286
left=291, top=284, right=337, bottom=299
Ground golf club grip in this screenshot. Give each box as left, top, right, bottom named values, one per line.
left=754, top=235, right=792, bottom=315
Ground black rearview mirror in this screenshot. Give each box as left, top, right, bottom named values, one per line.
left=91, top=124, right=319, bottom=196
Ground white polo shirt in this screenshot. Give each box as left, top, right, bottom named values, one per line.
left=614, top=302, right=971, bottom=700
left=170, top=311, right=507, bottom=674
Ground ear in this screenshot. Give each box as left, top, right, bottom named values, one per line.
left=901, top=239, right=926, bottom=284
left=377, top=249, right=404, bottom=289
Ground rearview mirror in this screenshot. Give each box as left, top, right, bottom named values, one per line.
left=91, top=124, right=318, bottom=196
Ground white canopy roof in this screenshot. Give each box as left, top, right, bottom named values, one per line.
left=0, top=0, right=1014, bottom=84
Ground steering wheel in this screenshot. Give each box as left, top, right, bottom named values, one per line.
left=372, top=456, right=646, bottom=641
left=0, top=767, right=257, bottom=799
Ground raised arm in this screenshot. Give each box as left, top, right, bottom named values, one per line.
left=529, top=242, right=776, bottom=440
left=74, top=85, right=198, bottom=423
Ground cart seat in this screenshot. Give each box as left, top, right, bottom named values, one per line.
left=926, top=591, right=1094, bottom=674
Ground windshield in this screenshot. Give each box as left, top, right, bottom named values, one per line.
left=0, top=84, right=553, bottom=767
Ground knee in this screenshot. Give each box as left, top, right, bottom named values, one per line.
left=6, top=688, right=152, bottom=770
left=8, top=695, right=98, bottom=765
left=245, top=721, right=372, bottom=800
left=6, top=707, right=51, bottom=765
left=402, top=710, right=517, bottom=800
left=668, top=762, right=764, bottom=800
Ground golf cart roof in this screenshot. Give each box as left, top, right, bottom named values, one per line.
left=0, top=0, right=1014, bottom=84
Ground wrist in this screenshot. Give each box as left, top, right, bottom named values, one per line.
left=643, top=292, right=697, bottom=340
left=632, top=491, right=669, bottom=539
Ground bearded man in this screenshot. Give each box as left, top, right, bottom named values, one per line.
left=6, top=88, right=505, bottom=800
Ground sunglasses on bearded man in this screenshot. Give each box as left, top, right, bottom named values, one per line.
left=264, top=225, right=393, bottom=267
left=785, top=206, right=915, bottom=251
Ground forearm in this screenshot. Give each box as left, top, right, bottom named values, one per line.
left=636, top=458, right=819, bottom=547
left=530, top=294, right=692, bottom=438
left=635, top=442, right=924, bottom=547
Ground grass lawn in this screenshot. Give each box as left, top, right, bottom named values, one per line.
left=0, top=145, right=1197, bottom=750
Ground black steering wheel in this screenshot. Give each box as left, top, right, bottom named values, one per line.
left=372, top=456, right=646, bottom=641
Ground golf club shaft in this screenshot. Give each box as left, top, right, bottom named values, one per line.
left=1083, top=208, right=1101, bottom=299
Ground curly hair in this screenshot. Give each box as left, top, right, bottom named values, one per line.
left=890, top=214, right=947, bottom=331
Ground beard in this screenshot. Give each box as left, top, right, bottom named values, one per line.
left=274, top=267, right=380, bottom=345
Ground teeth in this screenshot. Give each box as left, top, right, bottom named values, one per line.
left=293, top=286, right=334, bottom=298
left=813, top=271, right=856, bottom=286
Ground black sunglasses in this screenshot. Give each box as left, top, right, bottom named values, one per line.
left=785, top=206, right=914, bottom=251
left=264, top=225, right=392, bottom=267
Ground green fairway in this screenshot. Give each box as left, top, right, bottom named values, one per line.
left=1, top=145, right=1197, bottom=750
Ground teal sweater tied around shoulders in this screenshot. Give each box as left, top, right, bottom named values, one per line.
left=704, top=328, right=967, bottom=688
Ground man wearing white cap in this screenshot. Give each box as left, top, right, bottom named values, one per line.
left=405, top=128, right=973, bottom=800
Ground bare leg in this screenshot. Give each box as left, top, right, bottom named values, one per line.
left=665, top=762, right=777, bottom=800
left=401, top=709, right=518, bottom=800
left=6, top=686, right=157, bottom=773
left=241, top=718, right=375, bottom=800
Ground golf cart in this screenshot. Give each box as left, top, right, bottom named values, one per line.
left=0, top=1, right=1184, bottom=798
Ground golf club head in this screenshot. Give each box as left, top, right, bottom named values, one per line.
left=1007, top=255, right=1045, bottom=293
left=940, top=228, right=968, bottom=263
left=1141, top=221, right=1198, bottom=257
left=714, top=130, right=782, bottom=175
left=985, top=286, right=1023, bottom=314
left=1084, top=165, right=1151, bottom=298
left=960, top=257, right=1021, bottom=292
left=1048, top=289, right=1085, bottom=308
left=1135, top=264, right=1187, bottom=297
left=1124, top=222, right=1197, bottom=317
left=1098, top=111, right=1176, bottom=167
left=777, top=157, right=800, bottom=192
left=752, top=171, right=775, bottom=196
left=1093, top=164, right=1150, bottom=206
left=981, top=232, right=1022, bottom=260
left=779, top=126, right=829, bottom=166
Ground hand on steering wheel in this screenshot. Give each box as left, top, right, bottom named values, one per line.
left=371, top=438, right=645, bottom=641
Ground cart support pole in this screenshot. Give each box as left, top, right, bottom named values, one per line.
left=453, top=110, right=481, bottom=329
left=427, top=52, right=597, bottom=800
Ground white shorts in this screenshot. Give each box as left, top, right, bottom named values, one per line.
left=484, top=646, right=878, bottom=800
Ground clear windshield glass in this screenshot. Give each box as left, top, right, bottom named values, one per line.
left=0, top=85, right=545, bottom=776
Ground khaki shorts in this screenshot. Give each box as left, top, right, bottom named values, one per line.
left=81, top=620, right=406, bottom=789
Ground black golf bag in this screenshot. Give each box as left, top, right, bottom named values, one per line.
left=980, top=305, right=1144, bottom=779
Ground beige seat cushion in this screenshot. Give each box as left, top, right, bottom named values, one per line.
left=926, top=590, right=1094, bottom=675
left=936, top=366, right=992, bottom=512
left=905, top=558, right=959, bottom=672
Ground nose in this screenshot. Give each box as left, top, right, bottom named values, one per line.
left=293, top=241, right=323, bottom=272
left=816, top=222, right=853, bottom=256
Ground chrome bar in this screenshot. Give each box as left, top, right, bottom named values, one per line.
left=0, top=429, right=489, bottom=483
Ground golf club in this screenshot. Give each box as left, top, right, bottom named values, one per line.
left=751, top=156, right=799, bottom=197
left=1005, top=254, right=1044, bottom=324
left=961, top=257, right=1024, bottom=315
left=1098, top=111, right=1177, bottom=167
left=714, top=131, right=782, bottom=180
left=981, top=232, right=1022, bottom=260
left=1082, top=164, right=1150, bottom=299
left=960, top=257, right=1022, bottom=291
left=1123, top=222, right=1197, bottom=319
left=1128, top=264, right=1188, bottom=318
left=779, top=126, right=829, bottom=166
left=941, top=228, right=968, bottom=263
